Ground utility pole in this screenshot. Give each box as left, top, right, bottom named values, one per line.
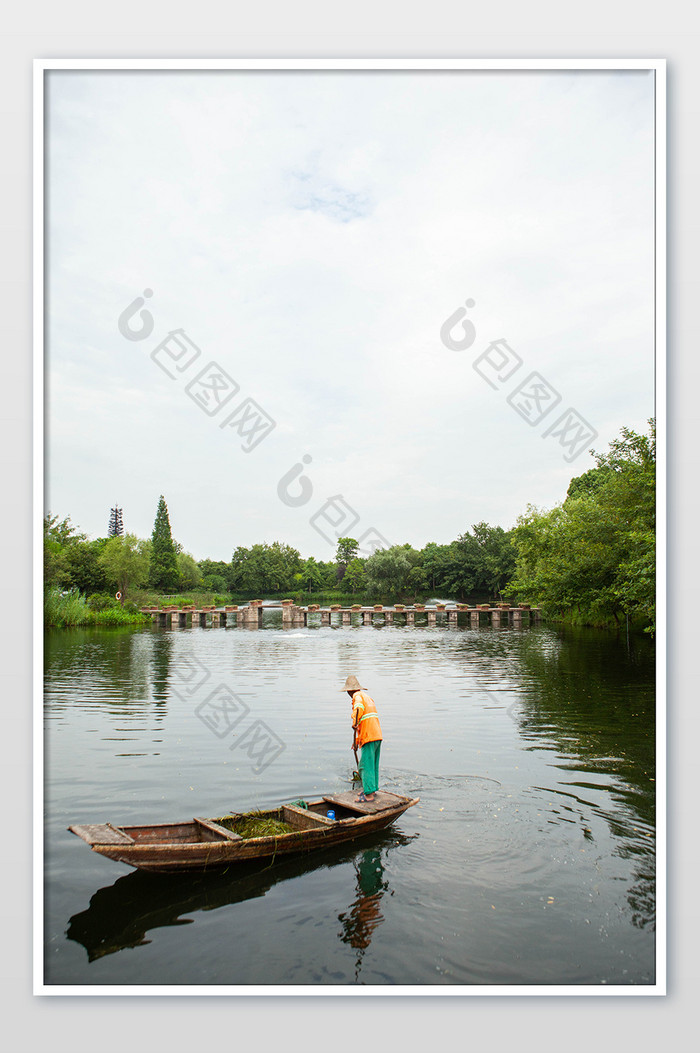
left=108, top=504, right=124, bottom=537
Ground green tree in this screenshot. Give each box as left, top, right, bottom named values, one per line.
left=177, top=551, right=202, bottom=591
left=507, top=421, right=656, bottom=632
left=592, top=419, right=655, bottom=627
left=264, top=542, right=302, bottom=592
left=507, top=501, right=624, bottom=618
left=364, top=544, right=422, bottom=599
left=470, top=522, right=517, bottom=596
left=317, top=559, right=339, bottom=588
left=64, top=538, right=110, bottom=595
left=98, top=533, right=150, bottom=602
left=613, top=528, right=655, bottom=627
left=420, top=542, right=455, bottom=593
left=335, top=537, right=359, bottom=583
left=566, top=465, right=613, bottom=501
left=336, top=537, right=359, bottom=565
left=229, top=542, right=302, bottom=594
left=444, top=533, right=481, bottom=597
left=43, top=513, right=89, bottom=590
left=230, top=545, right=257, bottom=591
left=300, top=556, right=324, bottom=594
left=342, top=557, right=366, bottom=593
left=44, top=513, right=86, bottom=546
left=204, top=573, right=230, bottom=593
left=444, top=523, right=516, bottom=599
left=149, top=496, right=180, bottom=591
left=44, top=538, right=71, bottom=590
left=198, top=559, right=234, bottom=592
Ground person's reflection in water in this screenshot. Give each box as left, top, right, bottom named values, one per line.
left=338, top=848, right=389, bottom=982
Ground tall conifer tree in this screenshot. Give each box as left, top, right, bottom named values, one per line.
left=149, top=495, right=180, bottom=591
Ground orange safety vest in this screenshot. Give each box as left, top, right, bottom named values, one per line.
left=351, top=691, right=383, bottom=747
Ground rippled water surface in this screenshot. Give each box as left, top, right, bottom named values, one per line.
left=44, top=616, right=656, bottom=986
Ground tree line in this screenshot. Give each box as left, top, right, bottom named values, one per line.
left=507, top=420, right=656, bottom=633
left=44, top=422, right=656, bottom=632
left=44, top=503, right=516, bottom=605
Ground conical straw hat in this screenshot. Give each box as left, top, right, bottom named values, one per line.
left=341, top=675, right=366, bottom=692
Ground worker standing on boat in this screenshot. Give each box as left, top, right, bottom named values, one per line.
left=343, top=675, right=383, bottom=803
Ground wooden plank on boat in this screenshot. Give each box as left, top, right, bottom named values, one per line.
left=322, top=790, right=408, bottom=815
left=194, top=817, right=243, bottom=841
left=68, top=823, right=135, bottom=845
left=282, top=804, right=333, bottom=828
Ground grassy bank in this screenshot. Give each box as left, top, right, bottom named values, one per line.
left=534, top=607, right=651, bottom=635
left=131, top=588, right=231, bottom=608
left=44, top=589, right=149, bottom=628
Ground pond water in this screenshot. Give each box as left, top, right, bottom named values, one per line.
left=43, top=614, right=656, bottom=987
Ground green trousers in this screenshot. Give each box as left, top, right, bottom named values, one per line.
left=359, top=739, right=382, bottom=795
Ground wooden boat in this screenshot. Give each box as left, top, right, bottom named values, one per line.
left=69, top=790, right=420, bottom=873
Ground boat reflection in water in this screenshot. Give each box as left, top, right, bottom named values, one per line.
left=66, top=831, right=415, bottom=965
left=337, top=847, right=390, bottom=982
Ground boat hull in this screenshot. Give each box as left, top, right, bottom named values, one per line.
left=69, top=792, right=419, bottom=873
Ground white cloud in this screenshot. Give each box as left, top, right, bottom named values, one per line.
left=45, top=69, right=656, bottom=560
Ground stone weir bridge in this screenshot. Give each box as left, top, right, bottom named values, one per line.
left=142, top=600, right=541, bottom=629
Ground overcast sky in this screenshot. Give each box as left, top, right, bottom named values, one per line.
left=45, top=68, right=656, bottom=562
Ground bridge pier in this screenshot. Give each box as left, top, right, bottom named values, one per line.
left=240, top=606, right=258, bottom=627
